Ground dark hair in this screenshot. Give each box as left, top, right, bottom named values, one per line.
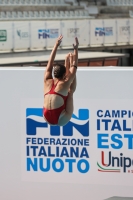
left=53, top=64, right=66, bottom=79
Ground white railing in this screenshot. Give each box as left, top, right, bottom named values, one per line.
left=106, top=0, right=133, bottom=6
left=0, top=0, right=67, bottom=5
left=0, top=10, right=93, bottom=20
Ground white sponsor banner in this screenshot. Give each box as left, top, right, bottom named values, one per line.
left=1, top=69, right=133, bottom=200
left=129, top=19, right=133, bottom=44
left=90, top=19, right=104, bottom=46
left=61, top=20, right=76, bottom=47
left=14, top=22, right=30, bottom=50
left=0, top=22, right=13, bottom=51
left=91, top=99, right=133, bottom=185
left=30, top=21, right=46, bottom=49
left=45, top=21, right=61, bottom=48
left=117, top=19, right=130, bottom=44
left=21, top=98, right=90, bottom=183
left=103, top=19, right=116, bottom=45
left=21, top=97, right=133, bottom=186
left=75, top=20, right=89, bottom=47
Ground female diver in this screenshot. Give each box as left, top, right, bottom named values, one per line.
left=43, top=35, right=79, bottom=126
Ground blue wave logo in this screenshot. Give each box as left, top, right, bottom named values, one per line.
left=95, top=27, right=113, bottom=36
left=38, top=29, right=59, bottom=39
left=26, top=108, right=89, bottom=137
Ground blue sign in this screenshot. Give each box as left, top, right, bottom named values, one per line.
left=38, top=29, right=59, bottom=39
left=95, top=27, right=113, bottom=36
left=26, top=108, right=89, bottom=137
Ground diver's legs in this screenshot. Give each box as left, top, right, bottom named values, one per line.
left=58, top=89, right=74, bottom=126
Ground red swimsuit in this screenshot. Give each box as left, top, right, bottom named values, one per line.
left=43, top=80, right=68, bottom=125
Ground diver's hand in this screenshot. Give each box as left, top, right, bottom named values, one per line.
left=73, top=37, right=79, bottom=49
left=56, top=35, right=63, bottom=47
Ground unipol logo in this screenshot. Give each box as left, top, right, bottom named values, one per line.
left=26, top=108, right=89, bottom=137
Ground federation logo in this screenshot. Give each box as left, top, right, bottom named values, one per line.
left=95, top=27, right=113, bottom=36
left=26, top=108, right=89, bottom=136
left=38, top=29, right=59, bottom=39
left=25, top=108, right=90, bottom=174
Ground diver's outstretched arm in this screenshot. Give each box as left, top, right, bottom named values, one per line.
left=67, top=45, right=78, bottom=93
left=44, top=35, right=63, bottom=81
left=66, top=37, right=79, bottom=84
left=72, top=37, right=79, bottom=67
left=64, top=53, right=71, bottom=75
